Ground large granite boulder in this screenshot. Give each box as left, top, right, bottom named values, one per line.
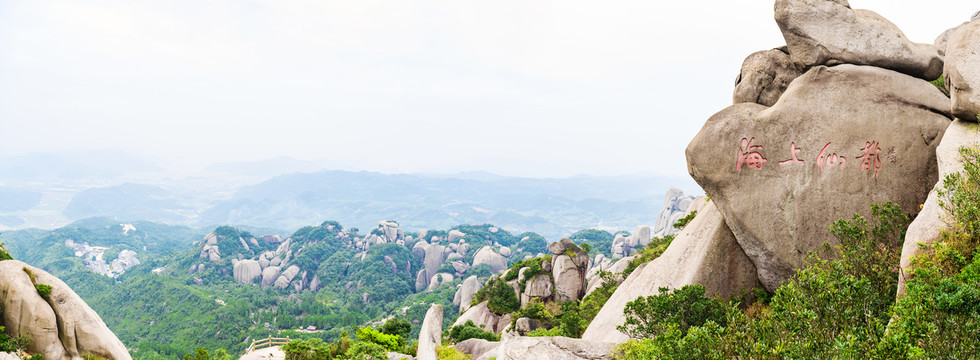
left=425, top=273, right=454, bottom=292
left=415, top=244, right=448, bottom=291
left=472, top=246, right=507, bottom=274
left=775, top=0, right=943, bottom=80
left=416, top=304, right=443, bottom=360
left=261, top=266, right=281, bottom=287
left=232, top=259, right=262, bottom=284
left=452, top=301, right=502, bottom=332
left=733, top=47, right=803, bottom=107
left=453, top=276, right=482, bottom=313
left=494, top=335, right=615, bottom=360
left=0, top=260, right=131, bottom=360
left=454, top=338, right=499, bottom=360
left=582, top=202, right=761, bottom=343
left=687, top=64, right=950, bottom=291
left=946, top=21, right=980, bottom=122
left=448, top=230, right=466, bottom=243
left=552, top=255, right=584, bottom=303
left=521, top=274, right=554, bottom=306
left=899, top=119, right=980, bottom=296
left=274, top=265, right=300, bottom=289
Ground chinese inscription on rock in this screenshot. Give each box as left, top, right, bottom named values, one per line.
left=735, top=138, right=883, bottom=178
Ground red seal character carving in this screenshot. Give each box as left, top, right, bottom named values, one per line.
left=778, top=142, right=805, bottom=166
left=856, top=141, right=882, bottom=178
left=816, top=142, right=846, bottom=170
left=736, top=137, right=767, bottom=171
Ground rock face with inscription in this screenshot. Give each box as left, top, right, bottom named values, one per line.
left=688, top=64, right=950, bottom=291
left=774, top=0, right=943, bottom=80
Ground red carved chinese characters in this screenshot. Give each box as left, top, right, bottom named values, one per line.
left=856, top=141, right=882, bottom=178
left=736, top=137, right=767, bottom=171
left=778, top=142, right=805, bottom=166
left=816, top=142, right=846, bottom=170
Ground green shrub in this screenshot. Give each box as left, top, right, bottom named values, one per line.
left=0, top=325, right=32, bottom=352
left=344, top=341, right=387, bottom=360
left=447, top=320, right=497, bottom=343
left=617, top=284, right=726, bottom=339
left=355, top=327, right=402, bottom=351
left=435, top=345, right=471, bottom=360
left=526, top=327, right=562, bottom=337
left=579, top=270, right=619, bottom=325
left=511, top=301, right=555, bottom=329
left=379, top=318, right=411, bottom=340
left=35, top=283, right=52, bottom=300
left=622, top=235, right=674, bottom=278
left=672, top=211, right=697, bottom=229
left=613, top=201, right=910, bottom=359
left=0, top=241, right=12, bottom=261
left=470, top=277, right=520, bottom=315
left=876, top=145, right=980, bottom=357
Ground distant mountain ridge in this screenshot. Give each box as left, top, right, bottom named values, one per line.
left=0, top=160, right=700, bottom=240
left=198, top=170, right=697, bottom=239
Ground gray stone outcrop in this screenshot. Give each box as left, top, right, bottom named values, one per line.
left=652, top=188, right=696, bottom=238
left=233, top=259, right=261, bottom=284
left=733, top=47, right=803, bottom=107
left=899, top=119, right=980, bottom=296
left=0, top=260, right=131, bottom=360
left=453, top=276, right=482, bottom=313
left=494, top=335, right=615, bottom=360
left=946, top=21, right=980, bottom=122
left=775, top=0, right=943, bottom=80
left=472, top=246, right=507, bottom=274
left=581, top=202, right=761, bottom=343
left=416, top=304, right=443, bottom=360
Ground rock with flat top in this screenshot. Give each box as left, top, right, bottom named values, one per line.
left=494, top=336, right=615, bottom=360
left=775, top=0, right=943, bottom=80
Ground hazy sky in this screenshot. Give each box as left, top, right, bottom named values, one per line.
left=1, top=0, right=976, bottom=178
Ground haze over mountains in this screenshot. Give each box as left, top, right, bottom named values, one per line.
left=0, top=151, right=700, bottom=240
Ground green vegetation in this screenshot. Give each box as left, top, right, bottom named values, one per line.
left=672, top=210, right=697, bottom=230
left=618, top=285, right=726, bottom=339
left=501, top=255, right=551, bottom=292
left=435, top=345, right=471, bottom=360
left=568, top=229, right=614, bottom=257
left=613, top=201, right=911, bottom=359
left=470, top=276, right=520, bottom=315
left=182, top=348, right=231, bottom=360
left=0, top=325, right=31, bottom=353
left=0, top=239, right=12, bottom=261
left=622, top=235, right=674, bottom=278
left=930, top=75, right=949, bottom=96
left=447, top=320, right=498, bottom=343
left=35, top=283, right=52, bottom=300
